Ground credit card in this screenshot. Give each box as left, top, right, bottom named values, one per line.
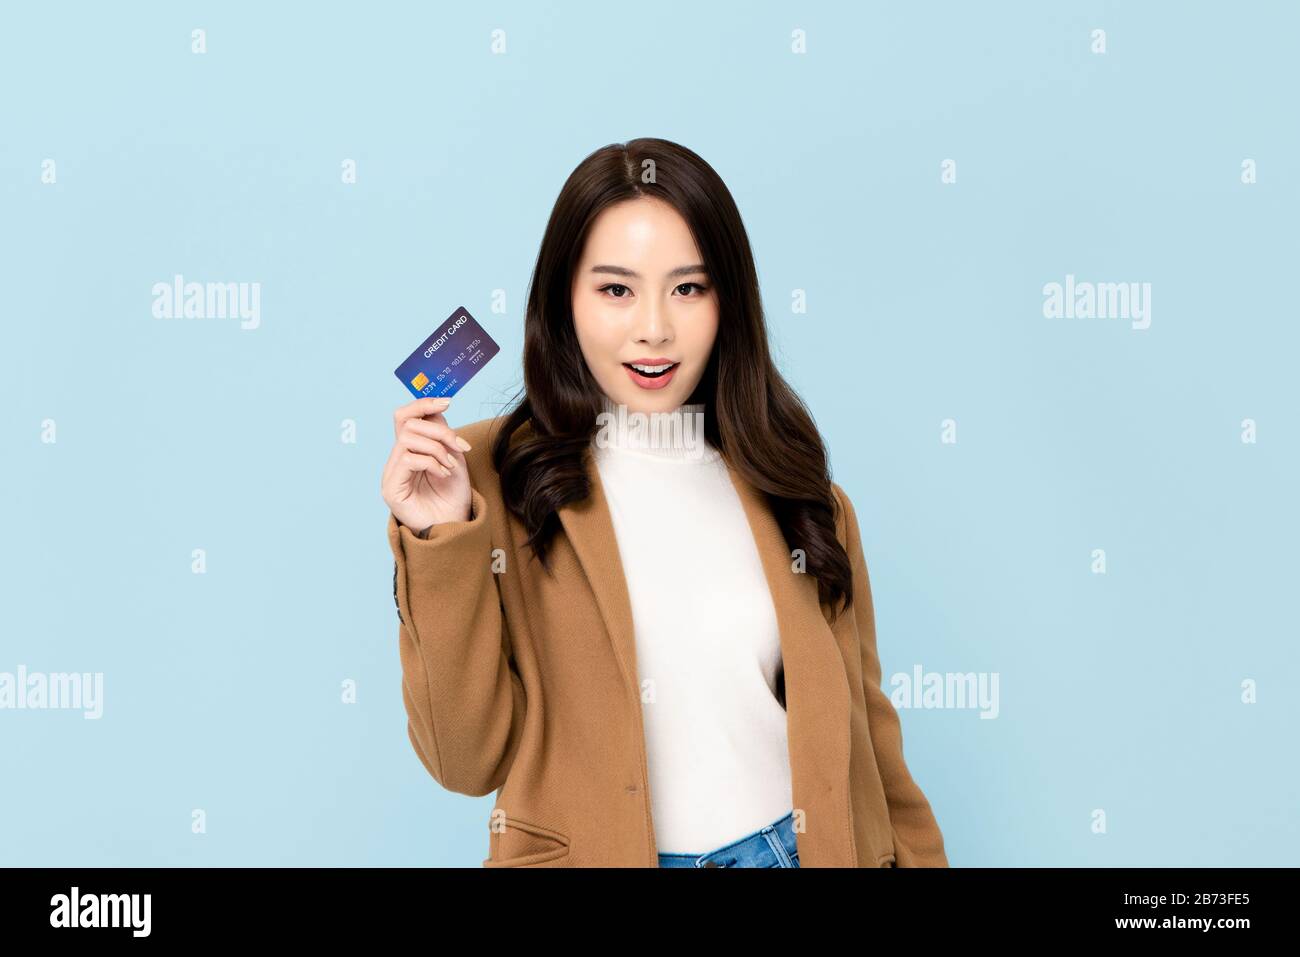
left=394, top=306, right=500, bottom=399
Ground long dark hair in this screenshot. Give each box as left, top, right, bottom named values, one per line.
left=491, top=137, right=854, bottom=619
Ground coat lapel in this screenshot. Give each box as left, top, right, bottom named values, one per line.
left=557, top=445, right=857, bottom=868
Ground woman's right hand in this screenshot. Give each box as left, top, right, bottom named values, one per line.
left=381, top=396, right=475, bottom=533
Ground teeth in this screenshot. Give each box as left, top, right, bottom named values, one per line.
left=630, top=362, right=674, bottom=373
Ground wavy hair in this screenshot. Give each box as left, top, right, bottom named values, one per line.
left=491, top=137, right=854, bottom=619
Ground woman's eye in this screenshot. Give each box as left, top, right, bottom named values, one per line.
left=598, top=282, right=707, bottom=299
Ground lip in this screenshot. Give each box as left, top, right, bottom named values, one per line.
left=622, top=359, right=680, bottom=391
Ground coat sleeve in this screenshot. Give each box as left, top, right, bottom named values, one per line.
left=832, top=482, right=949, bottom=867
left=388, top=487, right=526, bottom=797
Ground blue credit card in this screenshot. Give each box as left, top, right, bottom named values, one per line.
left=394, top=306, right=500, bottom=399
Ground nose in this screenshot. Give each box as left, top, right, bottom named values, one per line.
left=630, top=298, right=673, bottom=347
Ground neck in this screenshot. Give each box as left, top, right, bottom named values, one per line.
left=594, top=394, right=718, bottom=462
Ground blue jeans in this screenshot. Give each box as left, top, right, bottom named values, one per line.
left=657, top=811, right=801, bottom=868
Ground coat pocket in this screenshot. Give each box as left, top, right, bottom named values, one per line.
left=483, top=816, right=571, bottom=867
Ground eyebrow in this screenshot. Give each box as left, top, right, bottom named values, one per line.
left=589, top=264, right=709, bottom=280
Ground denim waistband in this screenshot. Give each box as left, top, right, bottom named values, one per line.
left=656, top=810, right=800, bottom=868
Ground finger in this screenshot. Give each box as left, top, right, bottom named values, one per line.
left=402, top=417, right=473, bottom=454
left=394, top=396, right=452, bottom=438
left=400, top=433, right=460, bottom=470
left=401, top=449, right=452, bottom=478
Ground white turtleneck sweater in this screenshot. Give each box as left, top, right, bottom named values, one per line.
left=591, top=397, right=793, bottom=853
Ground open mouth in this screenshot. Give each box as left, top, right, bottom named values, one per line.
left=622, top=361, right=678, bottom=378
left=622, top=361, right=681, bottom=390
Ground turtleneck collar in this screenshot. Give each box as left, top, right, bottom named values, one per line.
left=593, top=394, right=720, bottom=463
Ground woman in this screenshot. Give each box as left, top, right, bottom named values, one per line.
left=380, top=137, right=949, bottom=868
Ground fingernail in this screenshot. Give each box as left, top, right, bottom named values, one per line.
left=455, top=437, right=472, bottom=451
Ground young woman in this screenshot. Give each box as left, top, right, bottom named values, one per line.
left=380, top=137, right=949, bottom=868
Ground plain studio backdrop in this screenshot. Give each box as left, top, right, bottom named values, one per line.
left=0, top=0, right=1296, bottom=866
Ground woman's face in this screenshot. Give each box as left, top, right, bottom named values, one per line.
left=571, top=196, right=719, bottom=415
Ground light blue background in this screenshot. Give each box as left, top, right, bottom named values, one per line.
left=2, top=1, right=1296, bottom=866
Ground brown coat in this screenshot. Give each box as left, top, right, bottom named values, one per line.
left=387, top=415, right=949, bottom=867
